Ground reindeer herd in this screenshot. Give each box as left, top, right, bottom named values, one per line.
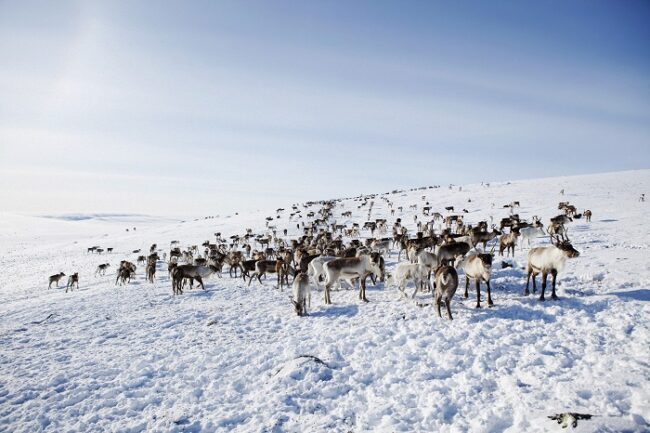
left=47, top=191, right=594, bottom=320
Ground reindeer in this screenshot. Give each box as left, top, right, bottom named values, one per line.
left=323, top=254, right=382, bottom=304
left=275, top=258, right=290, bottom=290
left=470, top=227, right=501, bottom=250
left=456, top=252, right=493, bottom=308
left=248, top=260, right=283, bottom=287
left=171, top=265, right=219, bottom=294
left=65, top=273, right=79, bottom=292
left=547, top=221, right=569, bottom=241
left=370, top=238, right=391, bottom=256
left=238, top=259, right=257, bottom=281
left=436, top=242, right=471, bottom=266
left=225, top=251, right=243, bottom=277
left=116, top=261, right=136, bottom=285
left=519, top=226, right=546, bottom=249
left=292, top=272, right=311, bottom=316
left=116, top=268, right=133, bottom=285
left=48, top=272, right=66, bottom=289
left=551, top=214, right=573, bottom=225
left=308, top=256, right=337, bottom=286
left=499, top=231, right=519, bottom=257
left=525, top=237, right=580, bottom=301
left=146, top=259, right=156, bottom=283
left=387, top=262, right=428, bottom=299
left=583, top=209, right=592, bottom=222
left=433, top=266, right=459, bottom=320
left=95, top=263, right=110, bottom=276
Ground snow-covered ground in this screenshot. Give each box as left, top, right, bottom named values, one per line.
left=1, top=170, right=649, bottom=433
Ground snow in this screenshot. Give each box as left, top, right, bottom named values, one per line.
left=1, top=170, right=649, bottom=432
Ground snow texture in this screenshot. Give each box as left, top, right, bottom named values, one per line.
left=1, top=170, right=649, bottom=432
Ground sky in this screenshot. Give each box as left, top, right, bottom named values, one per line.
left=1, top=0, right=649, bottom=216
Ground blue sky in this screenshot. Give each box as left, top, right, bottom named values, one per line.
left=1, top=1, right=649, bottom=215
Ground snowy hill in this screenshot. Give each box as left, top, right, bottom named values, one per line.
left=1, top=170, right=649, bottom=432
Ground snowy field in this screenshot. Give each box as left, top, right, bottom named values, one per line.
left=1, top=170, right=649, bottom=433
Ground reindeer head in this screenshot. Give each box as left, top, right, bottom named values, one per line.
left=552, top=236, right=580, bottom=258
left=557, top=241, right=580, bottom=258
left=292, top=300, right=303, bottom=316
left=478, top=253, right=493, bottom=267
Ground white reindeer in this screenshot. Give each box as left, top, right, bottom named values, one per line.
left=456, top=253, right=493, bottom=308
left=307, top=256, right=337, bottom=286
left=519, top=226, right=546, bottom=249
left=292, top=272, right=311, bottom=316
left=525, top=238, right=580, bottom=301
left=323, top=255, right=382, bottom=304
left=387, top=262, right=429, bottom=299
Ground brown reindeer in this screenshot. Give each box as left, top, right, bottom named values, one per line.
left=65, top=273, right=79, bottom=292
left=48, top=272, right=66, bottom=289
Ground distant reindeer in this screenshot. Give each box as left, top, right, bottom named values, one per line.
left=95, top=263, right=110, bottom=276
left=48, top=272, right=66, bottom=289
left=146, top=259, right=156, bottom=283
left=583, top=209, right=592, bottom=222
left=116, top=261, right=136, bottom=285
left=66, top=273, right=79, bottom=292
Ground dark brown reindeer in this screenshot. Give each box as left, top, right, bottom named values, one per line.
left=433, top=266, right=459, bottom=320
left=66, top=273, right=79, bottom=292
left=171, top=265, right=219, bottom=294
left=48, top=272, right=66, bottom=289
left=470, top=226, right=501, bottom=250
left=95, top=263, right=110, bottom=276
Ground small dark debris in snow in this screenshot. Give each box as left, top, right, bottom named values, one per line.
left=295, top=355, right=331, bottom=368
left=173, top=416, right=190, bottom=425
left=548, top=413, right=593, bottom=429
left=207, top=320, right=218, bottom=326
left=31, top=313, right=58, bottom=325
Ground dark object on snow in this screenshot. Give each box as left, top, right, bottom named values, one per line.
left=295, top=355, right=331, bottom=368
left=548, top=413, right=593, bottom=429
left=501, top=261, right=513, bottom=269
left=31, top=313, right=58, bottom=325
